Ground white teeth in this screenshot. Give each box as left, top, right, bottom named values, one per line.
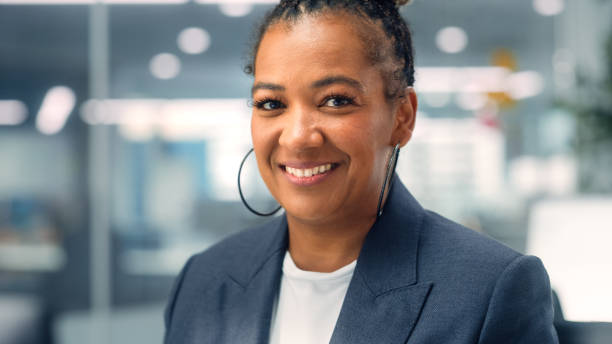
left=285, top=164, right=333, bottom=178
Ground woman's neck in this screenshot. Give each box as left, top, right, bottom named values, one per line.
left=285, top=214, right=376, bottom=273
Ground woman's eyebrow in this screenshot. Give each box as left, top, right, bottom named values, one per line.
left=311, top=75, right=364, bottom=92
left=251, top=76, right=363, bottom=95
left=251, top=82, right=285, bottom=95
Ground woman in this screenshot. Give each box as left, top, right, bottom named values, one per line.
left=164, top=1, right=558, bottom=343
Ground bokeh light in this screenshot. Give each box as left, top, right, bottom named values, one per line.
left=177, top=27, right=210, bottom=55
left=149, top=53, right=181, bottom=80
left=436, top=26, right=468, bottom=54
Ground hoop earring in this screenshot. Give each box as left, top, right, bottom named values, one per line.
left=376, top=143, right=400, bottom=218
left=237, top=148, right=282, bottom=217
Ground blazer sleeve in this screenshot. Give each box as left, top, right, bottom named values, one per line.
left=477, top=255, right=559, bottom=344
left=164, top=255, right=195, bottom=344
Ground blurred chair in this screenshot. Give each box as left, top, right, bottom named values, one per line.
left=553, top=291, right=612, bottom=344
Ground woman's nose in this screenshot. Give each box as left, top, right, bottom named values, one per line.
left=278, top=107, right=324, bottom=151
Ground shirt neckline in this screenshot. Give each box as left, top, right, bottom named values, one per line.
left=282, top=251, right=357, bottom=281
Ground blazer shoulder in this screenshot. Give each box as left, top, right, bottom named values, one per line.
left=477, top=254, right=558, bottom=343
left=419, top=210, right=522, bottom=277
left=415, top=210, right=557, bottom=341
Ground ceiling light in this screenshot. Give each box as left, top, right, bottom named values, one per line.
left=219, top=3, right=253, bottom=17
left=149, top=53, right=181, bottom=80
left=0, top=100, right=28, bottom=125
left=507, top=71, right=545, bottom=100
left=196, top=0, right=277, bottom=3
left=533, top=0, right=565, bottom=16
left=36, top=86, right=76, bottom=135
left=415, top=67, right=510, bottom=93
left=108, top=0, right=187, bottom=3
left=456, top=92, right=487, bottom=111
left=436, top=26, right=468, bottom=54
left=177, top=27, right=211, bottom=55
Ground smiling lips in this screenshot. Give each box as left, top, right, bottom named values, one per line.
left=286, top=163, right=333, bottom=177
left=281, top=162, right=338, bottom=186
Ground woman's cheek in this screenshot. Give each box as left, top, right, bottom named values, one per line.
left=251, top=116, right=280, bottom=180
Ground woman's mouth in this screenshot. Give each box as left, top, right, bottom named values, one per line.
left=280, top=163, right=339, bottom=186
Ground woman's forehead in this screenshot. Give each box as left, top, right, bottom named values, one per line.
left=254, top=14, right=375, bottom=80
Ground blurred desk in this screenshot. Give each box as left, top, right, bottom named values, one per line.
left=54, top=303, right=165, bottom=344
left=0, top=243, right=65, bottom=272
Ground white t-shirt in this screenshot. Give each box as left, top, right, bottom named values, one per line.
left=269, top=251, right=356, bottom=344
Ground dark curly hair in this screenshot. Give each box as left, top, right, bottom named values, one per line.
left=244, top=0, right=415, bottom=101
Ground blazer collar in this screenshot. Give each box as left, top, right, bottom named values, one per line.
left=222, top=216, right=288, bottom=344
left=355, top=176, right=425, bottom=295
left=331, top=178, right=432, bottom=344
left=226, top=215, right=288, bottom=289
left=224, top=177, right=431, bottom=344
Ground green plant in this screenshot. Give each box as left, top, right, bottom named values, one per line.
left=570, top=28, right=612, bottom=192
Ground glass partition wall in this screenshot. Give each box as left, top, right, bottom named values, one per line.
left=0, top=3, right=277, bottom=343
left=1, top=1, right=611, bottom=343
left=1, top=6, right=90, bottom=344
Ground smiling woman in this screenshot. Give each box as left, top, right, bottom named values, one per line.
left=249, top=12, right=416, bottom=273
left=163, top=1, right=559, bottom=343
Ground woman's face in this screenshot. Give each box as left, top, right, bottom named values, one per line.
left=251, top=14, right=415, bottom=225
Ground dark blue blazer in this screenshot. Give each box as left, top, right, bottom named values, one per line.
left=164, top=179, right=558, bottom=343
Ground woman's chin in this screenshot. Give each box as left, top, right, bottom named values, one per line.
left=282, top=202, right=337, bottom=224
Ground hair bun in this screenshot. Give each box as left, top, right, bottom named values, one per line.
left=395, top=0, right=413, bottom=6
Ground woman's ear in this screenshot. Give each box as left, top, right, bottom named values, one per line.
left=391, top=87, right=417, bottom=147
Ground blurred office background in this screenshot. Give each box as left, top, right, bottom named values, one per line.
left=1, top=0, right=611, bottom=343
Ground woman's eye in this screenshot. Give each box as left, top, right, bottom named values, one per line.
left=322, top=96, right=355, bottom=108
left=255, top=99, right=284, bottom=111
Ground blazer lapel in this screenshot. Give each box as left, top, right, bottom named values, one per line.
left=223, top=216, right=289, bottom=344
left=330, top=179, right=433, bottom=344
